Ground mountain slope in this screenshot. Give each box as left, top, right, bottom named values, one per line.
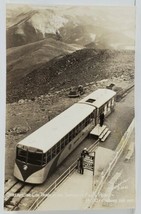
left=7, top=38, right=83, bottom=86
left=6, top=8, right=68, bottom=48
left=7, top=49, right=135, bottom=103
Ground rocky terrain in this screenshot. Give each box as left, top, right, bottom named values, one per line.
left=7, top=38, right=83, bottom=89
left=7, top=48, right=135, bottom=103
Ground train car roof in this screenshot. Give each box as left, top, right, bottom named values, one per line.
left=79, top=89, right=116, bottom=108
left=17, top=103, right=95, bottom=152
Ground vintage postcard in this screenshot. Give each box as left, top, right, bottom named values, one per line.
left=5, top=3, right=135, bottom=211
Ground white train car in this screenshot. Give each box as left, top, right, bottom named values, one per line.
left=14, top=103, right=96, bottom=183
left=79, top=88, right=116, bottom=123
left=14, top=89, right=116, bottom=184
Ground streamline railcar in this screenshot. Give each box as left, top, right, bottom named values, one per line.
left=14, top=89, right=116, bottom=184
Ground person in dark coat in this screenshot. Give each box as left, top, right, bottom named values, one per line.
left=81, top=148, right=89, bottom=157
left=78, top=154, right=84, bottom=174
left=100, top=112, right=105, bottom=127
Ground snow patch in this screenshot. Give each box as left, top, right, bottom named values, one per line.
left=29, top=12, right=68, bottom=37
left=15, top=27, right=25, bottom=35
left=90, top=33, right=96, bottom=41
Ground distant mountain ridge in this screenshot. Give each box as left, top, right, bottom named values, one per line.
left=6, top=5, right=135, bottom=49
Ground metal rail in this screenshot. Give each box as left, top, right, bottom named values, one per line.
left=86, top=119, right=135, bottom=208
left=4, top=182, right=34, bottom=211
left=28, top=139, right=99, bottom=211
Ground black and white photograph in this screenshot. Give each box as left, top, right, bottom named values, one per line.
left=4, top=2, right=136, bottom=211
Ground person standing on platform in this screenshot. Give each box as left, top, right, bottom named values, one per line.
left=81, top=148, right=89, bottom=157
left=100, top=112, right=105, bottom=127
left=78, top=154, right=84, bottom=174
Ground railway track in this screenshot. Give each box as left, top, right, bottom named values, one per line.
left=4, top=140, right=99, bottom=211
left=116, top=84, right=134, bottom=101
left=4, top=179, right=34, bottom=211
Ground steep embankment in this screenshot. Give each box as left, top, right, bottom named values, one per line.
left=7, top=38, right=83, bottom=86
left=7, top=49, right=134, bottom=103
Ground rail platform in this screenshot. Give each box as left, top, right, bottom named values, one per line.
left=35, top=118, right=135, bottom=211
left=93, top=127, right=135, bottom=209
left=37, top=146, right=115, bottom=210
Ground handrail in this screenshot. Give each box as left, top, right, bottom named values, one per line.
left=28, top=162, right=77, bottom=210
left=28, top=139, right=99, bottom=210
left=86, top=119, right=135, bottom=208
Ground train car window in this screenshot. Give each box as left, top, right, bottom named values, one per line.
left=87, top=117, right=90, bottom=125
left=112, top=98, right=115, bottom=105
left=79, top=123, right=82, bottom=132
left=92, top=112, right=95, bottom=118
left=110, top=100, right=112, bottom=106
left=73, top=129, right=77, bottom=138
left=84, top=117, right=88, bottom=126
left=81, top=120, right=85, bottom=129
left=69, top=134, right=73, bottom=142
left=64, top=135, right=69, bottom=145
left=61, top=139, right=65, bottom=150
left=77, top=124, right=81, bottom=133
left=42, top=153, right=47, bottom=164
left=72, top=129, right=76, bottom=138
left=85, top=118, right=88, bottom=125
left=75, top=126, right=79, bottom=135
left=66, top=139, right=69, bottom=145
left=17, top=148, right=27, bottom=162
left=82, top=120, right=85, bottom=128
left=90, top=112, right=94, bottom=121
left=68, top=131, right=71, bottom=141
left=83, top=118, right=86, bottom=127
left=71, top=129, right=74, bottom=138
left=104, top=104, right=108, bottom=114
left=27, top=151, right=43, bottom=165
left=47, top=150, right=51, bottom=163
left=52, top=145, right=57, bottom=158
left=79, top=121, right=83, bottom=129
left=108, top=101, right=111, bottom=110
left=56, top=142, right=61, bottom=154
left=88, top=117, right=90, bottom=123
left=61, top=142, right=65, bottom=149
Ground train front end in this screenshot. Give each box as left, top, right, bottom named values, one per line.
left=14, top=144, right=46, bottom=184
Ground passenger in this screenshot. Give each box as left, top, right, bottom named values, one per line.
left=100, top=112, right=105, bottom=127
left=79, top=154, right=84, bottom=174
left=81, top=148, right=89, bottom=157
